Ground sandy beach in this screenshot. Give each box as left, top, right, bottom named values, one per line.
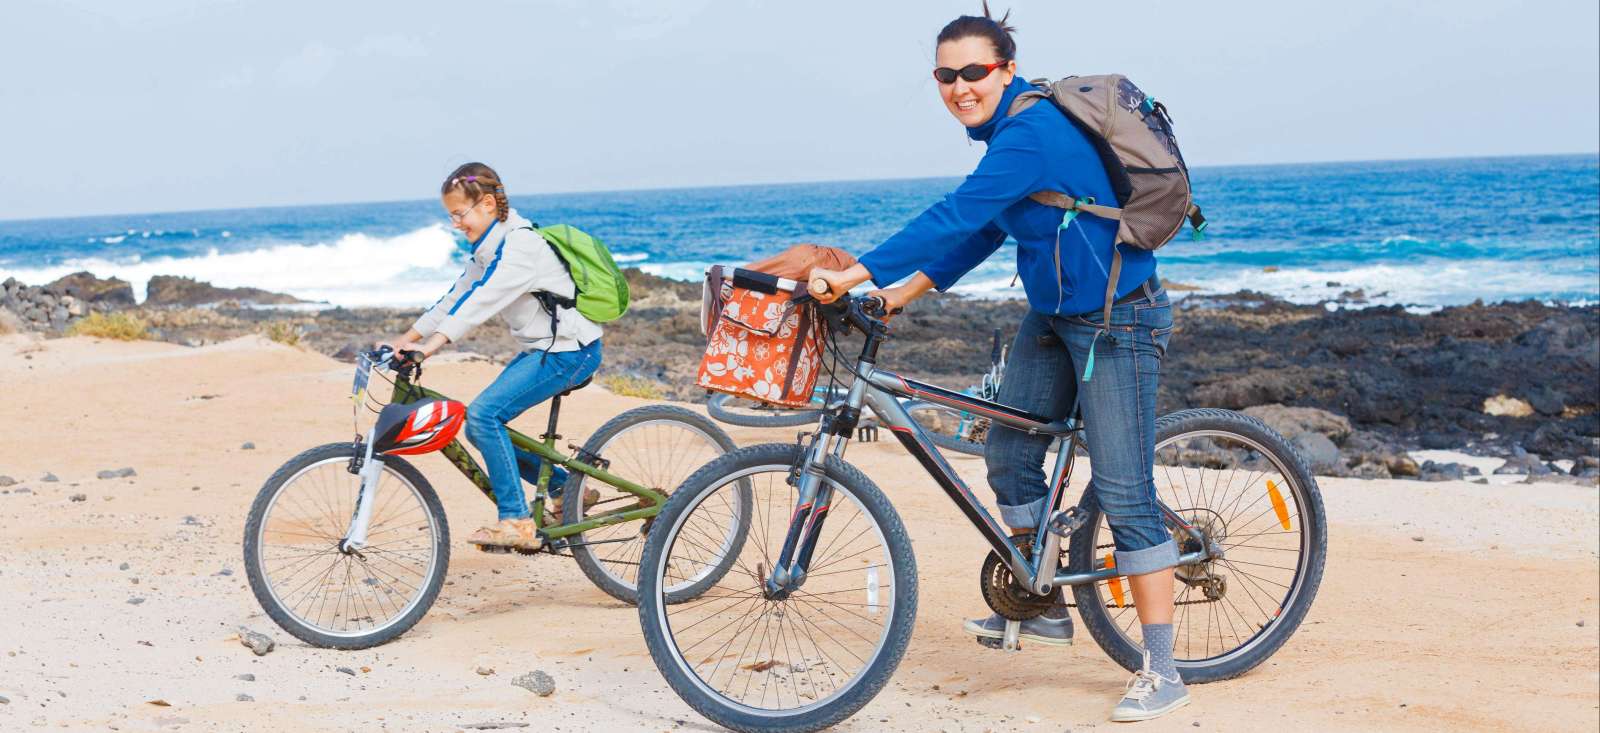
left=1, top=333, right=1596, bottom=732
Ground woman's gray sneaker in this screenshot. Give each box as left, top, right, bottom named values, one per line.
left=964, top=607, right=1074, bottom=648
left=1110, top=651, right=1190, bottom=722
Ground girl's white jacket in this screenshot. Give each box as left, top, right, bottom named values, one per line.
left=413, top=209, right=602, bottom=352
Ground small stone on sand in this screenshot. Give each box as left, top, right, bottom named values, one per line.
left=511, top=670, right=555, bottom=696
left=238, top=629, right=275, bottom=656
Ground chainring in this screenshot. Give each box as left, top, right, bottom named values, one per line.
left=979, top=533, right=1062, bottom=621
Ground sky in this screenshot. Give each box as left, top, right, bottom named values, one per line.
left=2, top=0, right=1596, bottom=220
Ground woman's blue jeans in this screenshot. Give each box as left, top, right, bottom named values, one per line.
left=984, top=291, right=1178, bottom=576
left=465, top=341, right=602, bottom=520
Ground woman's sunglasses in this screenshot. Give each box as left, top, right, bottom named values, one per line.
left=932, top=61, right=1008, bottom=84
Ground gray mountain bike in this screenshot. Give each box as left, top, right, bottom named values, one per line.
left=706, top=329, right=1031, bottom=458
left=637, top=290, right=1326, bottom=733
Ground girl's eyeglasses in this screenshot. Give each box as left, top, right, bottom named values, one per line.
left=932, top=61, right=1008, bottom=85
left=448, top=197, right=482, bottom=222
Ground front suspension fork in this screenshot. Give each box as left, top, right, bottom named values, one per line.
left=340, top=434, right=381, bottom=553
left=766, top=461, right=835, bottom=598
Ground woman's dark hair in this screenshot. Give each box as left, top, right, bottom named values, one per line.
left=936, top=2, right=1017, bottom=62
left=441, top=162, right=509, bottom=222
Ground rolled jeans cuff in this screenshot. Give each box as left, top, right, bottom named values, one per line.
left=998, top=496, right=1047, bottom=530
left=1113, top=539, right=1180, bottom=576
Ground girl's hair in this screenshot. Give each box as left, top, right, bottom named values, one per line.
left=936, top=2, right=1018, bottom=62
left=441, top=162, right=509, bottom=222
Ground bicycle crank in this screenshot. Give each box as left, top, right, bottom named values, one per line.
left=979, top=533, right=1060, bottom=622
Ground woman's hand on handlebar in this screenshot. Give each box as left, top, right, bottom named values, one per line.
left=866, top=272, right=936, bottom=317
left=807, top=263, right=874, bottom=304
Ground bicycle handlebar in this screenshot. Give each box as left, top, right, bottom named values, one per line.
left=364, top=346, right=425, bottom=376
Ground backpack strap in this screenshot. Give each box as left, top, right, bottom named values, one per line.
left=1102, top=246, right=1123, bottom=336
left=516, top=223, right=579, bottom=347
left=1028, top=192, right=1124, bottom=220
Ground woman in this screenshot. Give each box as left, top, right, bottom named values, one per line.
left=809, top=5, right=1187, bottom=723
left=390, top=162, right=603, bottom=552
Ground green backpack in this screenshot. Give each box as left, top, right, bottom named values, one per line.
left=522, top=223, right=631, bottom=323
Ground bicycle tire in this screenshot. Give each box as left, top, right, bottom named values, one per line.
left=706, top=393, right=825, bottom=429
left=638, top=443, right=918, bottom=733
left=1066, top=408, right=1326, bottom=684
left=564, top=404, right=750, bottom=604
left=243, top=442, right=450, bottom=650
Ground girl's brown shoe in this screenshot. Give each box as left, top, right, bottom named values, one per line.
left=467, top=518, right=541, bottom=551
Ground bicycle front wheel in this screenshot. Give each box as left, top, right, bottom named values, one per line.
left=243, top=443, right=449, bottom=649
left=638, top=443, right=917, bottom=733
left=1067, top=408, right=1327, bottom=683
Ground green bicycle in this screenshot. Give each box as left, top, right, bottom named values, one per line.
left=244, top=347, right=752, bottom=649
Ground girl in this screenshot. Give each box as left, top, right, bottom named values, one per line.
left=391, top=162, right=603, bottom=551
left=808, top=5, right=1188, bottom=723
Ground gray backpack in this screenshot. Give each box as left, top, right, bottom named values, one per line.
left=1010, top=75, right=1206, bottom=325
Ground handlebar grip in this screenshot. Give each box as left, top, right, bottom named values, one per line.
left=731, top=268, right=783, bottom=295
left=809, top=278, right=830, bottom=296
left=391, top=349, right=424, bottom=370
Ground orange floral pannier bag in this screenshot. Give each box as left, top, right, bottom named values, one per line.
left=697, top=245, right=856, bottom=408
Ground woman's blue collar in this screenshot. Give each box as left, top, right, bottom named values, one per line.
left=966, top=76, right=1035, bottom=143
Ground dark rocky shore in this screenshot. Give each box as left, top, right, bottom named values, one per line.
left=5, top=270, right=1597, bottom=479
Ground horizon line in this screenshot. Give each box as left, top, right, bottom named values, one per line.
left=2, top=150, right=1595, bottom=226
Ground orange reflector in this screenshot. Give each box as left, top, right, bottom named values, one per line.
left=1268, top=479, right=1291, bottom=531
left=1105, top=554, right=1127, bottom=607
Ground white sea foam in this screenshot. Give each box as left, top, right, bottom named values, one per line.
left=938, top=258, right=1598, bottom=311
left=0, top=225, right=463, bottom=307
left=1167, top=260, right=1599, bottom=309
left=613, top=252, right=649, bottom=263
left=639, top=261, right=718, bottom=282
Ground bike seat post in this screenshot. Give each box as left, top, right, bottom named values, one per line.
left=542, top=395, right=563, bottom=445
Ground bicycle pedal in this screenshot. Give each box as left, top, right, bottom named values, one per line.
left=975, top=636, right=1005, bottom=650
left=476, top=545, right=513, bottom=554
left=974, top=636, right=1025, bottom=652
left=1047, top=507, right=1088, bottom=538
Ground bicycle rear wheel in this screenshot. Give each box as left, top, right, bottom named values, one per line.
left=638, top=443, right=917, bottom=733
left=1067, top=408, right=1326, bottom=683
left=564, top=405, right=748, bottom=604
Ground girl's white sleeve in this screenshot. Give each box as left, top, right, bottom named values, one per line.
left=413, top=262, right=481, bottom=337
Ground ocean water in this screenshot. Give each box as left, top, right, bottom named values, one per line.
left=1, top=154, right=1595, bottom=310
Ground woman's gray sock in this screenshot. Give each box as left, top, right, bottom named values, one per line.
left=1141, top=623, right=1180, bottom=681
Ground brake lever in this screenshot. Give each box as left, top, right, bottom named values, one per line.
left=392, top=350, right=425, bottom=380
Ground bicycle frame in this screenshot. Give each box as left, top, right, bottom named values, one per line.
left=766, top=300, right=1214, bottom=600
left=375, top=374, right=669, bottom=541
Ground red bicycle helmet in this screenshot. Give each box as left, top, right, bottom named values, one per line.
left=371, top=398, right=466, bottom=456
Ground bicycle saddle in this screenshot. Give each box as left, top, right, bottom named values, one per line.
left=559, top=375, right=594, bottom=398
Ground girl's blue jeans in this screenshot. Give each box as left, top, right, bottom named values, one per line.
left=464, top=341, right=603, bottom=520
